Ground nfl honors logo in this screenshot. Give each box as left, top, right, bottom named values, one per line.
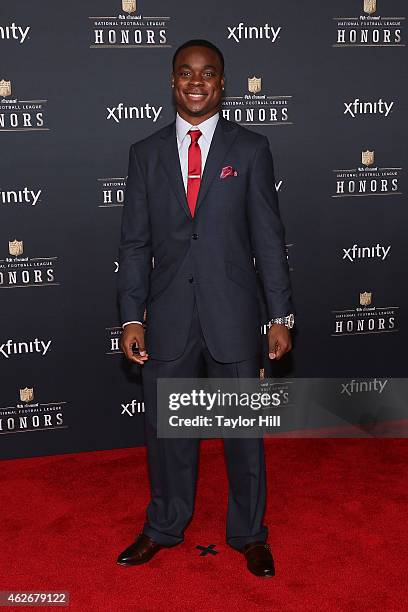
left=332, top=290, right=398, bottom=336
left=0, top=79, right=12, bottom=98
left=0, top=79, right=49, bottom=131
left=20, top=387, right=34, bottom=403
left=334, top=149, right=401, bottom=197
left=248, top=76, right=262, bottom=94
left=359, top=291, right=372, bottom=307
left=9, top=239, right=23, bottom=256
left=363, top=0, right=377, bottom=15
left=361, top=150, right=374, bottom=166
left=334, top=0, right=403, bottom=46
left=2, top=240, right=59, bottom=288
left=122, top=0, right=136, bottom=13
left=89, top=0, right=169, bottom=47
left=222, top=76, right=292, bottom=124
left=0, top=389, right=67, bottom=434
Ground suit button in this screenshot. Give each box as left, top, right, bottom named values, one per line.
left=192, top=233, right=198, bottom=240
left=188, top=277, right=194, bottom=283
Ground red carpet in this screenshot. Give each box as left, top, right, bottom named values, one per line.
left=1, top=439, right=407, bottom=611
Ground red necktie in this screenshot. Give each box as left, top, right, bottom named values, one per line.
left=187, top=129, right=202, bottom=217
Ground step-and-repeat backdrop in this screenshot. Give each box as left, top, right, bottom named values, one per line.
left=1, top=1, right=406, bottom=459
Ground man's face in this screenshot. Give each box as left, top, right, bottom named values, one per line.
left=172, top=45, right=225, bottom=123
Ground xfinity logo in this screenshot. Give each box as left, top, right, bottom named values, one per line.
left=121, top=399, right=145, bottom=416
left=106, top=103, right=162, bottom=123
left=227, top=23, right=281, bottom=43
left=343, top=243, right=391, bottom=262
left=0, top=338, right=52, bottom=358
left=344, top=98, right=394, bottom=118
left=0, top=187, right=42, bottom=206
left=341, top=379, right=387, bottom=396
left=0, top=23, right=30, bottom=44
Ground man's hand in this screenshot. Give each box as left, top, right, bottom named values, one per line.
left=120, top=323, right=149, bottom=365
left=267, top=324, right=292, bottom=360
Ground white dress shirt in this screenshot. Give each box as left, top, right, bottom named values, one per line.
left=123, top=112, right=219, bottom=328
left=175, top=111, right=219, bottom=192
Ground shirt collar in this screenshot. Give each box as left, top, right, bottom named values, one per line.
left=176, top=111, right=219, bottom=147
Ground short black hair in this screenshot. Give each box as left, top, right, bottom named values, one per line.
left=172, top=39, right=225, bottom=73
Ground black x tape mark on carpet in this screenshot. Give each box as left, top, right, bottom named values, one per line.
left=196, top=544, right=218, bottom=556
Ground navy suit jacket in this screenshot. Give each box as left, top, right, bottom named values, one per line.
left=117, top=115, right=293, bottom=362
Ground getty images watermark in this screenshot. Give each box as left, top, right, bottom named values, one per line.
left=156, top=378, right=408, bottom=438
left=157, top=378, right=287, bottom=438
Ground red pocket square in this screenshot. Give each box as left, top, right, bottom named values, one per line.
left=220, top=165, right=238, bottom=179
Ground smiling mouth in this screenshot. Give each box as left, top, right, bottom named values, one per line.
left=184, top=92, right=207, bottom=100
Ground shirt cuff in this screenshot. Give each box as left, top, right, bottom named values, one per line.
left=122, top=321, right=143, bottom=329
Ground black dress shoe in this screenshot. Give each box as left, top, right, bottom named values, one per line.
left=117, top=533, right=163, bottom=566
left=241, top=541, right=275, bottom=577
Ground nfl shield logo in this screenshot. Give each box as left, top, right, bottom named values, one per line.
left=361, top=150, right=374, bottom=166
left=9, top=239, right=24, bottom=256
left=122, top=0, right=136, bottom=13
left=0, top=79, right=12, bottom=97
left=20, top=388, right=34, bottom=403
left=248, top=76, right=262, bottom=93
left=359, top=291, right=372, bottom=306
left=363, top=0, right=377, bottom=15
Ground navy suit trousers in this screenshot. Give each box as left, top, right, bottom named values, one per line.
left=141, top=293, right=268, bottom=550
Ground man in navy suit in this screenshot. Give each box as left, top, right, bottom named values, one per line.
left=117, top=39, right=294, bottom=577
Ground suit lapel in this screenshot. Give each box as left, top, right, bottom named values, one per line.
left=194, top=117, right=238, bottom=215
left=159, top=121, right=191, bottom=219
left=159, top=116, right=239, bottom=220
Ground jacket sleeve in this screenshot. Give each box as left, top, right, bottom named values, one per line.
left=247, top=135, right=294, bottom=319
left=117, top=144, right=152, bottom=324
